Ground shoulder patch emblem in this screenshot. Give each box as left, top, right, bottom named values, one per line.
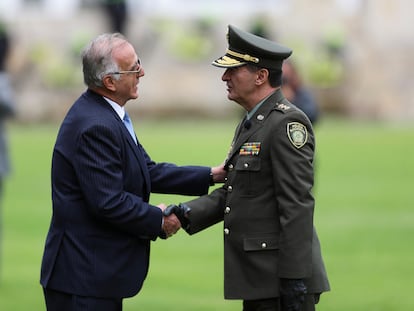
left=287, top=122, right=308, bottom=148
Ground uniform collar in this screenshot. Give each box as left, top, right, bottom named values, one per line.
left=247, top=89, right=284, bottom=121
left=246, top=95, right=269, bottom=120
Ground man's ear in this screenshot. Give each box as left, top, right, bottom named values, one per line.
left=102, top=75, right=117, bottom=92
left=255, top=68, right=269, bottom=86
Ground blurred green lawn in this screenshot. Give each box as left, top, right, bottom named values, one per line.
left=0, top=117, right=413, bottom=310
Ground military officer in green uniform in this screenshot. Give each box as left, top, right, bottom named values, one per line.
left=165, top=25, right=330, bottom=311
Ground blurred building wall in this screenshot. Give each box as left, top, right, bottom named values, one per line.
left=0, top=0, right=412, bottom=122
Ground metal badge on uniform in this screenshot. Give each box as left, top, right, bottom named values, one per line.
left=239, top=142, right=261, bottom=155
left=287, top=122, right=308, bottom=148
left=277, top=103, right=290, bottom=111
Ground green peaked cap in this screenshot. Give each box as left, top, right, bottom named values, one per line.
left=212, top=24, right=292, bottom=70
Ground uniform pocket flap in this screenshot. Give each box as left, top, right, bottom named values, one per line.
left=235, top=156, right=261, bottom=171
left=243, top=236, right=279, bottom=251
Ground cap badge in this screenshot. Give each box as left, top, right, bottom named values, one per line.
left=287, top=122, right=308, bottom=148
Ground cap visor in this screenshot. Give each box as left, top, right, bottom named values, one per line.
left=212, top=55, right=246, bottom=68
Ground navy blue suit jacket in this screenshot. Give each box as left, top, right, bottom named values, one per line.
left=40, top=90, right=210, bottom=298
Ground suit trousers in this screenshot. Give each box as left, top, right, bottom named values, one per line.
left=242, top=294, right=317, bottom=311
left=43, top=288, right=122, bottom=311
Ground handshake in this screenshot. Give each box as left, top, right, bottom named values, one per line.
left=159, top=203, right=191, bottom=239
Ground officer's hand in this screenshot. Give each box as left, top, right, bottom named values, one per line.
left=280, top=278, right=307, bottom=311
left=163, top=204, right=191, bottom=231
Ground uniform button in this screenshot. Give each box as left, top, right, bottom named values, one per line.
left=224, top=177, right=228, bottom=181
left=228, top=164, right=234, bottom=170
left=244, top=163, right=249, bottom=168
left=261, top=242, right=267, bottom=249
left=224, top=228, right=230, bottom=235
left=227, top=185, right=233, bottom=192
left=224, top=206, right=231, bottom=214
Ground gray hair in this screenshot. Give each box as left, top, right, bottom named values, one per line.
left=81, top=33, right=127, bottom=87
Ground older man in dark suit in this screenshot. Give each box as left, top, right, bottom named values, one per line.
left=166, top=25, right=330, bottom=311
left=40, top=33, right=225, bottom=311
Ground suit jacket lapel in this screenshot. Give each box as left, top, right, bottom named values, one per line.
left=121, top=120, right=151, bottom=191
left=87, top=91, right=152, bottom=193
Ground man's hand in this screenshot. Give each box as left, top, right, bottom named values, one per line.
left=163, top=204, right=191, bottom=231
left=280, top=278, right=307, bottom=311
left=211, top=162, right=227, bottom=184
left=158, top=204, right=181, bottom=239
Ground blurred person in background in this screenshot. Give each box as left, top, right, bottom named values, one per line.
left=282, top=60, right=319, bottom=125
left=40, top=33, right=226, bottom=311
left=0, top=21, right=15, bottom=279
left=165, top=25, right=329, bottom=311
left=249, top=19, right=320, bottom=125
left=102, top=0, right=128, bottom=34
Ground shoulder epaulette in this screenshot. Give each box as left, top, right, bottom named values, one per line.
left=273, top=100, right=293, bottom=113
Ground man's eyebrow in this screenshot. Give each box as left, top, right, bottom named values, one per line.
left=129, top=60, right=139, bottom=70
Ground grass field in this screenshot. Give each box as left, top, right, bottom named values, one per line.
left=0, top=117, right=413, bottom=310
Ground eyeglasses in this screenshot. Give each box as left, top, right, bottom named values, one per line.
left=109, top=59, right=142, bottom=75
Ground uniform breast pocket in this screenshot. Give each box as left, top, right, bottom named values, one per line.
left=235, top=156, right=261, bottom=172
left=235, top=156, right=261, bottom=196
left=243, top=236, right=279, bottom=252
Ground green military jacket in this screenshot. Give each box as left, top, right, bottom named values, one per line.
left=185, top=89, right=330, bottom=300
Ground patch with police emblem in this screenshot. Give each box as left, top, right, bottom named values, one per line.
left=287, top=122, right=308, bottom=148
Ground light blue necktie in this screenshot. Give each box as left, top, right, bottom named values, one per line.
left=123, top=112, right=137, bottom=144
